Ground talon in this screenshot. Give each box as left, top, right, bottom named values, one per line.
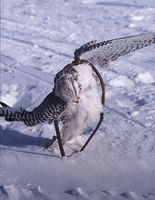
left=43, top=136, right=57, bottom=151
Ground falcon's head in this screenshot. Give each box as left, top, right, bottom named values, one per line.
left=54, top=67, right=81, bottom=103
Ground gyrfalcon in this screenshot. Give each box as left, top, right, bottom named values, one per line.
left=1, top=33, right=155, bottom=151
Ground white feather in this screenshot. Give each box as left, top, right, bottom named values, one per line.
left=60, top=63, right=103, bottom=143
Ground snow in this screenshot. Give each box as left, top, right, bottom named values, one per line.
left=109, top=76, right=134, bottom=87
left=135, top=72, right=154, bottom=84
left=0, top=0, right=155, bottom=200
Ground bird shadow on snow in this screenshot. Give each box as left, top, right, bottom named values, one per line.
left=0, top=125, right=60, bottom=157
left=0, top=125, right=51, bottom=148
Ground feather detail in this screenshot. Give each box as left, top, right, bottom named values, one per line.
left=74, top=33, right=155, bottom=67
left=0, top=92, right=67, bottom=126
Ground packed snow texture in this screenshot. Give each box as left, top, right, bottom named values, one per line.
left=0, top=0, right=155, bottom=200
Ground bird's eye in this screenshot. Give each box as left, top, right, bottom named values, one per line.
left=74, top=75, right=78, bottom=81
left=79, top=84, right=82, bottom=90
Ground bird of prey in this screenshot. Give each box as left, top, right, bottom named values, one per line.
left=0, top=32, right=155, bottom=153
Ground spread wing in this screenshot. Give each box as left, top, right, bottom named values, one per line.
left=74, top=33, right=155, bottom=67
left=0, top=91, right=67, bottom=126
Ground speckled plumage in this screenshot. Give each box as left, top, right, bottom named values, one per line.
left=74, top=33, right=155, bottom=67
left=0, top=92, right=67, bottom=126
left=1, top=33, right=155, bottom=144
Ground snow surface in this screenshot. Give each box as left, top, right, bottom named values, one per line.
left=0, top=0, right=155, bottom=199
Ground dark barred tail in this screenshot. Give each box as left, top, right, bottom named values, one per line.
left=0, top=91, right=67, bottom=127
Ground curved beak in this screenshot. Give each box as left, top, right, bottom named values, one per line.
left=73, top=96, right=80, bottom=103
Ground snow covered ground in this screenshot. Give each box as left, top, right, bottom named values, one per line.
left=0, top=0, right=155, bottom=199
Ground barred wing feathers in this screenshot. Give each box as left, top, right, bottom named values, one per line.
left=74, top=33, right=155, bottom=67
left=0, top=92, right=67, bottom=126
